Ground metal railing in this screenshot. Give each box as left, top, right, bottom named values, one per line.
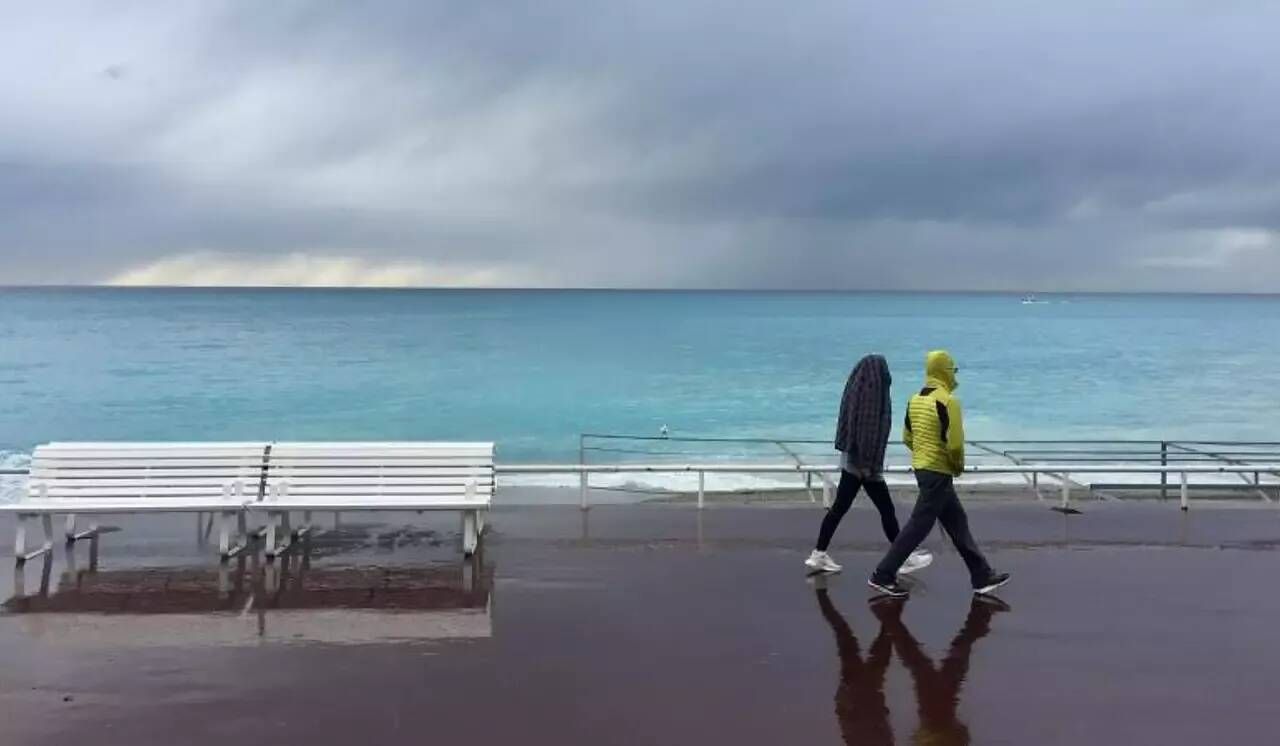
left=963, top=440, right=1280, bottom=499
left=574, top=434, right=1280, bottom=508
left=499, top=461, right=1280, bottom=512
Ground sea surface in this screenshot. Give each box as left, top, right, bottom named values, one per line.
left=2, top=288, right=1278, bottom=492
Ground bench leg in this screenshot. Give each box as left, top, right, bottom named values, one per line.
left=265, top=512, right=279, bottom=558
left=462, top=510, right=478, bottom=556
left=216, top=511, right=251, bottom=559
left=12, top=552, right=52, bottom=597
left=12, top=514, right=54, bottom=561
left=59, top=514, right=99, bottom=545
left=20, top=515, right=56, bottom=563
left=271, top=512, right=295, bottom=556
left=61, top=516, right=99, bottom=545
left=38, top=515, right=52, bottom=557
left=217, top=512, right=231, bottom=558
left=14, top=514, right=28, bottom=560
left=265, top=513, right=276, bottom=558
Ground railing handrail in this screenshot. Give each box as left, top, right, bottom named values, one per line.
left=497, top=463, right=1280, bottom=474
left=5, top=463, right=1280, bottom=477
left=583, top=434, right=1280, bottom=446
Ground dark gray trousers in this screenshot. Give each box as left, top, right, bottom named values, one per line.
left=872, top=470, right=992, bottom=586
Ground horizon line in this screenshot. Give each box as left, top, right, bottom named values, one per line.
left=0, top=285, right=1279, bottom=297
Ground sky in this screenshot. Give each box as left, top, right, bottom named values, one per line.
left=2, top=1, right=1279, bottom=291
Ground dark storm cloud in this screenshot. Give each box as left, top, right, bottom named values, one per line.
left=1, top=1, right=1278, bottom=289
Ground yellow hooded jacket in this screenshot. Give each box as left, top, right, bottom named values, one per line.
left=903, top=350, right=965, bottom=476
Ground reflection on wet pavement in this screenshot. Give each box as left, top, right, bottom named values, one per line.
left=3, top=535, right=492, bottom=646
left=2, top=504, right=1280, bottom=745
left=816, top=580, right=1007, bottom=745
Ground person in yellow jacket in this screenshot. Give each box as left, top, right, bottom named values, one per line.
left=868, top=350, right=1009, bottom=597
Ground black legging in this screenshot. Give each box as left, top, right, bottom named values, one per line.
left=816, top=470, right=900, bottom=551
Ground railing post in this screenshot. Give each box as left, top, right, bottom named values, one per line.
left=579, top=436, right=588, bottom=511
left=1061, top=473, right=1071, bottom=511
left=1160, top=441, right=1168, bottom=500
left=697, top=470, right=705, bottom=510
left=1180, top=470, right=1189, bottom=511
left=821, top=473, right=833, bottom=509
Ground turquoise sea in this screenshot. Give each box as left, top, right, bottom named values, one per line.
left=2, top=289, right=1278, bottom=482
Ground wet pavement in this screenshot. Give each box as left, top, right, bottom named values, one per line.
left=2, top=500, right=1279, bottom=745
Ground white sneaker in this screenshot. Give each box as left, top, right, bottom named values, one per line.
left=805, top=550, right=842, bottom=573
left=899, top=549, right=934, bottom=575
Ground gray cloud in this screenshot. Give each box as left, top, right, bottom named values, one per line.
left=1, top=0, right=1279, bottom=289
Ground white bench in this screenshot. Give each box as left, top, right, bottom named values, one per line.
left=254, top=442, right=494, bottom=557
left=0, top=442, right=267, bottom=561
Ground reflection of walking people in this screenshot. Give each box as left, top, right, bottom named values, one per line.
left=807, top=354, right=932, bottom=575
left=873, top=596, right=1010, bottom=746
left=868, top=351, right=1008, bottom=597
left=814, top=584, right=896, bottom=745
left=814, top=587, right=1010, bottom=746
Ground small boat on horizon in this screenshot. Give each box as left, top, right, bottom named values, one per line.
left=1021, top=294, right=1048, bottom=305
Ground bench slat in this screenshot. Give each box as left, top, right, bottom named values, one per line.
left=271, top=441, right=492, bottom=449
left=31, top=469, right=269, bottom=480
left=267, top=460, right=491, bottom=473
left=32, top=482, right=256, bottom=492
left=40, top=441, right=267, bottom=447
left=266, top=477, right=493, bottom=486
left=31, top=471, right=491, bottom=484
left=0, top=500, right=241, bottom=514
left=35, top=483, right=492, bottom=495
left=253, top=499, right=488, bottom=510
left=36, top=487, right=252, bottom=498
left=266, top=485, right=493, bottom=496
left=36, top=448, right=266, bottom=458
left=271, top=448, right=492, bottom=458
left=267, top=465, right=491, bottom=473
left=32, top=460, right=265, bottom=471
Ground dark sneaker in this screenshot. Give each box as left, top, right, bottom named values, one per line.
left=973, top=572, right=1011, bottom=595
left=867, top=577, right=909, bottom=598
